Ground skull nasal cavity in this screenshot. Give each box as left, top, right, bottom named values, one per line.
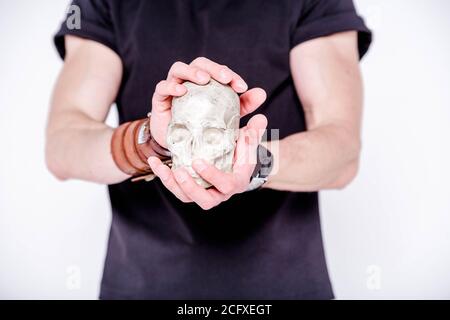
left=191, top=137, right=200, bottom=151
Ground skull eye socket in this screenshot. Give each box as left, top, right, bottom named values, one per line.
left=170, top=125, right=191, bottom=144
left=203, top=127, right=224, bottom=145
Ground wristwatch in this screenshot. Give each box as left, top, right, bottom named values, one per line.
left=247, top=144, right=274, bottom=191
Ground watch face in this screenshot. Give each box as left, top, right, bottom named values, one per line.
left=137, top=122, right=150, bottom=145
left=247, top=145, right=273, bottom=192
left=257, top=145, right=273, bottom=179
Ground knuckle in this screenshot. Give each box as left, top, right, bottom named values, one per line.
left=169, top=61, right=186, bottom=75
left=172, top=61, right=184, bottom=69
left=200, top=168, right=213, bottom=180
left=162, top=177, right=176, bottom=189
left=200, top=202, right=214, bottom=211
left=181, top=181, right=194, bottom=193
left=155, top=80, right=167, bottom=92
left=192, top=56, right=207, bottom=65
left=222, top=182, right=235, bottom=194
left=168, top=81, right=178, bottom=91
left=219, top=65, right=232, bottom=74
left=190, top=65, right=202, bottom=75
left=180, top=197, right=192, bottom=203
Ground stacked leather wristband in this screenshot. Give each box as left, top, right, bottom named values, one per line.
left=111, top=113, right=171, bottom=181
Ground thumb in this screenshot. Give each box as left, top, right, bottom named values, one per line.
left=246, top=114, right=268, bottom=145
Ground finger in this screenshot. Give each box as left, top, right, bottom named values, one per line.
left=190, top=57, right=248, bottom=93
left=148, top=157, right=192, bottom=203
left=208, top=187, right=233, bottom=202
left=192, top=159, right=237, bottom=194
left=153, top=80, right=186, bottom=102
left=173, top=168, right=225, bottom=210
left=245, top=114, right=268, bottom=164
left=232, top=128, right=257, bottom=182
left=239, top=88, right=267, bottom=116
left=233, top=114, right=268, bottom=177
left=246, top=113, right=268, bottom=133
left=167, top=61, right=210, bottom=84
left=238, top=114, right=268, bottom=154
left=151, top=80, right=187, bottom=113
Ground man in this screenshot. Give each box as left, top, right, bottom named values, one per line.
left=47, top=0, right=371, bottom=299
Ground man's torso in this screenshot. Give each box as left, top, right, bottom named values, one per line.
left=98, top=0, right=333, bottom=299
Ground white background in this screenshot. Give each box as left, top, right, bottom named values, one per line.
left=1, top=0, right=449, bottom=299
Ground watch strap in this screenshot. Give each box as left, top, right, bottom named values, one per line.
left=248, top=144, right=273, bottom=191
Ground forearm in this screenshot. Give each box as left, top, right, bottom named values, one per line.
left=271, top=31, right=363, bottom=192
left=46, top=111, right=129, bottom=184
left=264, top=123, right=360, bottom=192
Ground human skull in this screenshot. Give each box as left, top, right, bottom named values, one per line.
left=167, top=79, right=240, bottom=188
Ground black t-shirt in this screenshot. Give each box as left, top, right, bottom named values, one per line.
left=55, top=0, right=371, bottom=299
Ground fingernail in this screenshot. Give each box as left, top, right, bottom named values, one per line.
left=148, top=157, right=158, bottom=168
left=174, top=169, right=188, bottom=183
left=236, top=80, right=248, bottom=91
left=196, top=70, right=209, bottom=82
left=193, top=159, right=207, bottom=172
left=175, top=84, right=185, bottom=93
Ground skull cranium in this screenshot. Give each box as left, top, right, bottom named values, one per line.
left=167, top=79, right=240, bottom=188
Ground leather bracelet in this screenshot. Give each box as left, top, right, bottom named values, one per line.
left=123, top=119, right=149, bottom=174
left=111, top=122, right=138, bottom=176
left=135, top=117, right=172, bottom=159
left=111, top=114, right=171, bottom=181
left=134, top=119, right=151, bottom=164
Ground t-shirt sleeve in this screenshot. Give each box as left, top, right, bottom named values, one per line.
left=54, top=0, right=118, bottom=59
left=291, top=0, right=372, bottom=58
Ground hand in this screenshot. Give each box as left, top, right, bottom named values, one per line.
left=150, top=57, right=267, bottom=148
left=148, top=114, right=268, bottom=210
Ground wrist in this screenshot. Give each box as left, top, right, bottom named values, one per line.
left=111, top=114, right=171, bottom=181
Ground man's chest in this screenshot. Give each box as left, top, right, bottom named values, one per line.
left=111, top=0, right=305, bottom=136
left=113, top=0, right=293, bottom=82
